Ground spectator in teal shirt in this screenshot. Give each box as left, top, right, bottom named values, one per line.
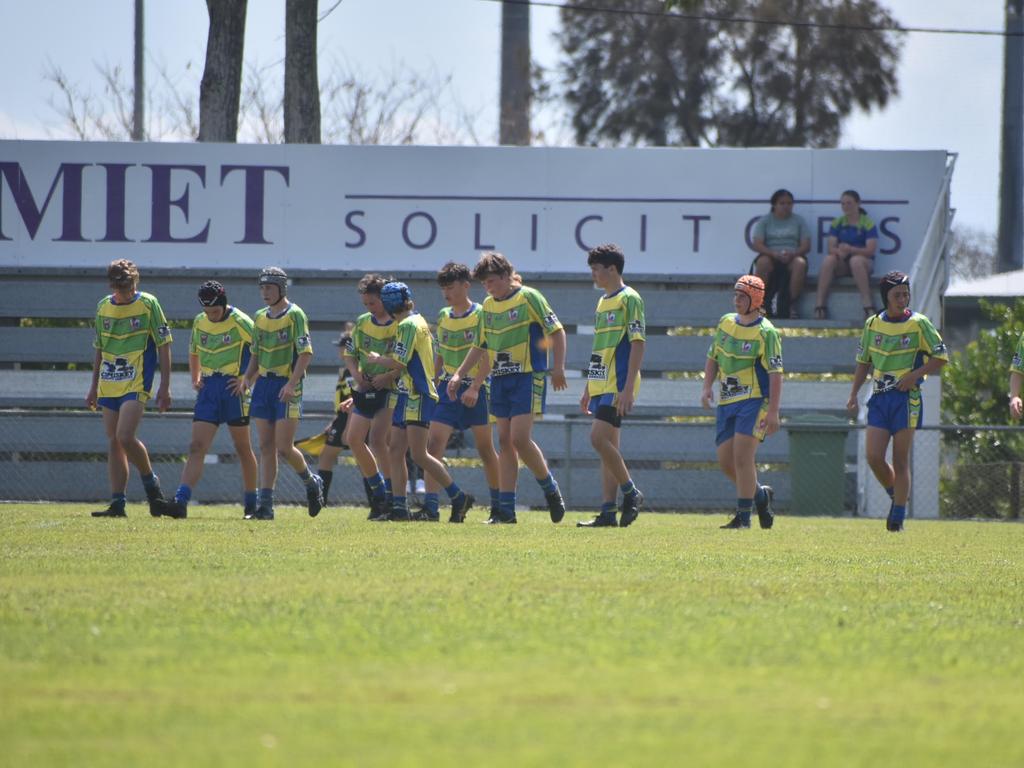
left=750, top=188, right=811, bottom=318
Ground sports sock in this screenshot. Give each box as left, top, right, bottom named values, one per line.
left=366, top=473, right=386, bottom=500
left=736, top=498, right=753, bottom=525
left=537, top=473, right=558, bottom=494
left=620, top=479, right=637, bottom=497
left=111, top=492, right=127, bottom=509
left=259, top=488, right=274, bottom=508
left=489, top=487, right=500, bottom=511
left=891, top=504, right=907, bottom=526
left=499, top=491, right=516, bottom=518
left=424, top=493, right=440, bottom=516
left=244, top=490, right=258, bottom=511
left=443, top=482, right=462, bottom=501
left=392, top=495, right=408, bottom=514
left=601, top=501, right=617, bottom=518
left=318, top=470, right=333, bottom=500
left=174, top=484, right=192, bottom=505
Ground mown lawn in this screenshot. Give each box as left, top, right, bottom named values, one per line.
left=1, top=504, right=1022, bottom=767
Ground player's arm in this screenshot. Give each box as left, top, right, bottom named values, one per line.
left=701, top=357, right=718, bottom=409
left=1011, top=372, right=1024, bottom=419
left=448, top=347, right=485, bottom=398
left=280, top=351, right=312, bottom=402
left=461, top=349, right=491, bottom=407
left=764, top=371, right=783, bottom=436
left=156, top=343, right=172, bottom=412
left=86, top=348, right=102, bottom=409
left=189, top=353, right=202, bottom=391
left=847, top=362, right=872, bottom=412
left=548, top=327, right=567, bottom=391
left=897, top=355, right=946, bottom=392
left=617, top=338, right=646, bottom=417
left=367, top=351, right=404, bottom=372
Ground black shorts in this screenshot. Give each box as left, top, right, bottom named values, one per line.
left=352, top=389, right=389, bottom=418
left=325, top=412, right=349, bottom=448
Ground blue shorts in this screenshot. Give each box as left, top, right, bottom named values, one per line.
left=193, top=374, right=249, bottom=426
left=867, top=388, right=922, bottom=434
left=588, top=392, right=622, bottom=428
left=433, top=380, right=490, bottom=430
left=250, top=375, right=301, bottom=422
left=98, top=391, right=145, bottom=412
left=716, top=398, right=769, bottom=446
left=392, top=391, right=436, bottom=429
left=490, top=372, right=546, bottom=420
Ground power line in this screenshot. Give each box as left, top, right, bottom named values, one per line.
left=479, top=0, right=1019, bottom=38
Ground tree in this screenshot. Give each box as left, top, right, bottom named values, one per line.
left=284, top=0, right=320, bottom=143
left=948, top=226, right=997, bottom=284
left=500, top=1, right=531, bottom=145
left=198, top=0, right=247, bottom=142
left=557, top=0, right=903, bottom=147
left=941, top=299, right=1024, bottom=519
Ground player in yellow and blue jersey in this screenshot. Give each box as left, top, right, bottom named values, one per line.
left=152, top=281, right=259, bottom=520
left=423, top=262, right=501, bottom=521
left=239, top=267, right=323, bottom=521
left=577, top=245, right=646, bottom=529
left=367, top=282, right=474, bottom=522
left=448, top=252, right=567, bottom=524
left=86, top=259, right=172, bottom=518
left=342, top=274, right=401, bottom=520
left=847, top=272, right=947, bottom=531
left=701, top=275, right=783, bottom=530
left=1009, top=330, right=1024, bottom=421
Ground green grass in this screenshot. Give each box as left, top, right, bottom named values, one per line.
left=2, top=505, right=1023, bottom=767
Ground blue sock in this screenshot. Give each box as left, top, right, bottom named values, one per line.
left=537, top=473, right=558, bottom=494
left=384, top=477, right=393, bottom=495
left=489, top=487, right=500, bottom=510
left=620, top=479, right=637, bottom=498
left=891, top=504, right=906, bottom=525
left=601, top=501, right=617, bottom=518
left=424, top=493, right=440, bottom=515
left=443, top=482, right=462, bottom=501
left=244, top=491, right=258, bottom=510
left=366, top=473, right=386, bottom=500
left=259, top=488, right=274, bottom=508
left=111, top=492, right=127, bottom=508
left=392, top=495, right=408, bottom=513
left=737, top=498, right=753, bottom=524
left=175, top=484, right=192, bottom=505
left=499, top=491, right=516, bottom=517
left=885, top=486, right=895, bottom=499
left=141, top=472, right=159, bottom=492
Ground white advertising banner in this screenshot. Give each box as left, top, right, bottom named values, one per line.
left=0, top=140, right=948, bottom=275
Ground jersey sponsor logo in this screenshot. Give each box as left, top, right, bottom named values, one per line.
left=222, top=334, right=232, bottom=344
left=492, top=351, right=523, bottom=376
left=464, top=330, right=475, bottom=342
left=720, top=375, right=750, bottom=400
left=768, top=355, right=783, bottom=369
left=508, top=308, right=519, bottom=321
left=130, top=317, right=142, bottom=330
left=200, top=333, right=209, bottom=345
left=874, top=334, right=883, bottom=347
left=933, top=342, right=947, bottom=355
left=278, top=329, right=290, bottom=342
left=587, top=353, right=608, bottom=380
left=606, top=311, right=617, bottom=324
left=102, top=318, right=112, bottom=331
left=394, top=341, right=408, bottom=358
left=100, top=357, right=136, bottom=382
left=297, top=334, right=310, bottom=348
left=628, top=320, right=644, bottom=336
left=873, top=373, right=899, bottom=393
left=901, top=336, right=911, bottom=348
left=543, top=311, right=559, bottom=328
left=156, top=323, right=170, bottom=338
left=742, top=341, right=752, bottom=353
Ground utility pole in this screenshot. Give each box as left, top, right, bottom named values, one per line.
left=132, top=0, right=144, bottom=141
left=998, top=0, right=1024, bottom=272
left=499, top=0, right=530, bottom=145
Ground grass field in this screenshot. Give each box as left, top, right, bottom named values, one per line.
left=2, top=503, right=1023, bottom=767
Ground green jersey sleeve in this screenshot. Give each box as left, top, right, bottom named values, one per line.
left=146, top=295, right=173, bottom=347
left=760, top=325, right=784, bottom=373
left=523, top=287, right=563, bottom=336
left=291, top=307, right=313, bottom=356
left=1012, top=332, right=1024, bottom=374
left=393, top=320, right=418, bottom=366
left=624, top=292, right=646, bottom=342
left=916, top=315, right=948, bottom=361
left=855, top=318, right=873, bottom=365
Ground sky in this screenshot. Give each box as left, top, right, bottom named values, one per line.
left=0, top=0, right=1009, bottom=235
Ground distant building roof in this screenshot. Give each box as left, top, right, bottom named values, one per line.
left=945, top=269, right=1024, bottom=297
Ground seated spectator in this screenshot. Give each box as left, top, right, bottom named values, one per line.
left=814, top=190, right=879, bottom=320
left=750, top=189, right=811, bottom=318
